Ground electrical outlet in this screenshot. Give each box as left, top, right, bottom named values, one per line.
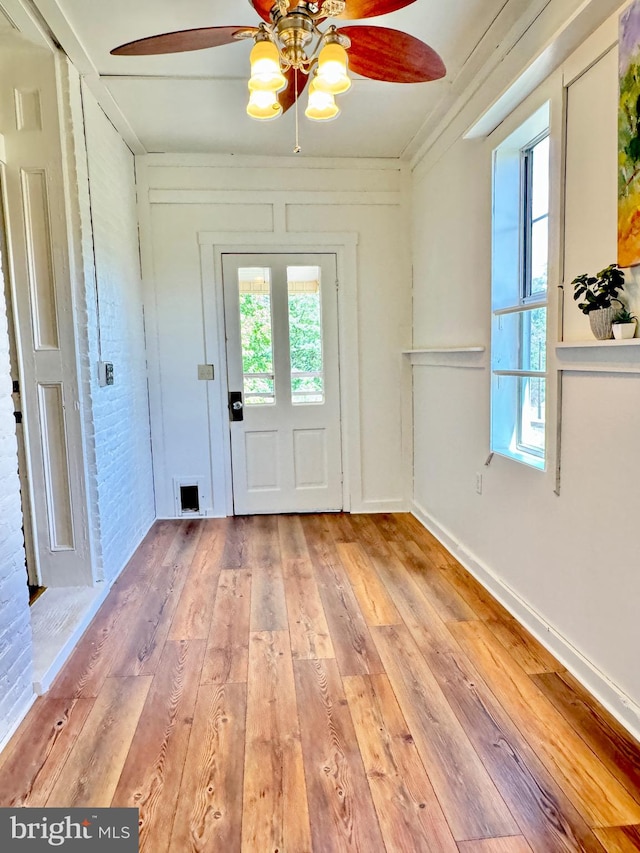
left=475, top=472, right=483, bottom=495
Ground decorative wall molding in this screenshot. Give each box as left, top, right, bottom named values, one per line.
left=150, top=189, right=402, bottom=207
left=20, top=168, right=59, bottom=350
left=14, top=87, right=42, bottom=132
left=37, top=382, right=74, bottom=551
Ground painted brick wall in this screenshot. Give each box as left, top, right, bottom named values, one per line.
left=0, top=280, right=33, bottom=747
left=79, top=87, right=155, bottom=583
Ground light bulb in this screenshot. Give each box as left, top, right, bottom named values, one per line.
left=249, top=40, right=286, bottom=92
left=305, top=80, right=340, bottom=121
left=247, top=86, right=283, bottom=120
left=315, top=42, right=351, bottom=95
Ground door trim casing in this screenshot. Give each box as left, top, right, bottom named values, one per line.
left=198, top=231, right=360, bottom=517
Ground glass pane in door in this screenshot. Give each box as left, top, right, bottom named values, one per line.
left=287, top=265, right=325, bottom=405
left=238, top=267, right=275, bottom=405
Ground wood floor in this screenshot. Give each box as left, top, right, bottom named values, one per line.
left=1, top=513, right=640, bottom=852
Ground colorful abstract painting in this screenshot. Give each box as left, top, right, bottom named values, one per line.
left=619, top=0, right=640, bottom=267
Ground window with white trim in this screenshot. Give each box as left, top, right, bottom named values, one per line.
left=491, top=104, right=550, bottom=469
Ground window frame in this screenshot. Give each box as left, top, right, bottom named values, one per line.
left=491, top=107, right=550, bottom=470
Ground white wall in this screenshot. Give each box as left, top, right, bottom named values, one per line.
left=411, top=4, right=640, bottom=734
left=70, top=78, right=155, bottom=583
left=140, top=156, right=411, bottom=518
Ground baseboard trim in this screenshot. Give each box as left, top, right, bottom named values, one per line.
left=353, top=499, right=409, bottom=514
left=411, top=500, right=640, bottom=743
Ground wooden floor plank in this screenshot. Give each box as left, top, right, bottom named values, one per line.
left=161, top=519, right=206, bottom=570
left=372, top=624, right=519, bottom=842
left=169, top=682, right=247, bottom=853
left=248, top=516, right=288, bottom=632
left=48, top=522, right=179, bottom=699
left=219, top=516, right=250, bottom=569
left=46, top=676, right=152, bottom=807
left=387, top=536, right=478, bottom=623
left=367, top=546, right=607, bottom=852
left=347, top=513, right=394, bottom=560
left=200, top=570, right=252, bottom=684
left=111, top=640, right=205, bottom=853
left=168, top=521, right=225, bottom=641
left=294, top=657, right=386, bottom=851
left=283, top=555, right=335, bottom=661
left=109, top=554, right=190, bottom=678
left=328, top=512, right=358, bottom=543
left=485, top=612, right=564, bottom=675
left=336, top=542, right=402, bottom=626
left=533, top=670, right=640, bottom=803
left=450, top=621, right=640, bottom=828
left=7, top=513, right=640, bottom=853
left=242, top=631, right=312, bottom=853
left=343, top=673, right=458, bottom=853
left=457, top=838, right=533, bottom=853
left=302, top=515, right=384, bottom=676
left=0, top=696, right=94, bottom=806
left=278, top=514, right=311, bottom=561
left=593, top=825, right=640, bottom=852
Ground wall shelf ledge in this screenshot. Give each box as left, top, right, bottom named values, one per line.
left=403, top=346, right=486, bottom=369
left=555, top=338, right=640, bottom=374
left=403, top=346, right=486, bottom=354
left=556, top=339, right=640, bottom=348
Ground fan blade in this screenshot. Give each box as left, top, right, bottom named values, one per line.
left=340, top=26, right=445, bottom=82
left=332, top=0, right=416, bottom=20
left=111, top=26, right=257, bottom=56
left=250, top=0, right=274, bottom=23
left=279, top=67, right=310, bottom=114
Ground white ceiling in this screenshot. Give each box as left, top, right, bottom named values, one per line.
left=35, top=0, right=511, bottom=158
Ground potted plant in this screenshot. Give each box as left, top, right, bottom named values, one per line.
left=572, top=263, right=626, bottom=340
left=612, top=306, right=637, bottom=340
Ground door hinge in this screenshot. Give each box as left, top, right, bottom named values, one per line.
left=14, top=411, right=22, bottom=424
left=12, top=380, right=19, bottom=394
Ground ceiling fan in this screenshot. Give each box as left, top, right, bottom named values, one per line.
left=111, top=0, right=446, bottom=124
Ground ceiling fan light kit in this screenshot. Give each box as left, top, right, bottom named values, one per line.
left=111, top=0, right=447, bottom=131
left=248, top=39, right=288, bottom=92
left=247, top=86, right=283, bottom=119
left=305, top=79, right=340, bottom=121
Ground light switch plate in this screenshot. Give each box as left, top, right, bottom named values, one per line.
left=197, top=364, right=215, bottom=381
left=98, top=361, right=114, bottom=387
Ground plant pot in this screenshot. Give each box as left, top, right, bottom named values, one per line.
left=612, top=320, right=637, bottom=340
left=588, top=306, right=616, bottom=340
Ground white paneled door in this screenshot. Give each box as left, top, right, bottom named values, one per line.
left=222, top=253, right=342, bottom=515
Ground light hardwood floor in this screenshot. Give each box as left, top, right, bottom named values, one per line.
left=1, top=513, right=640, bottom=852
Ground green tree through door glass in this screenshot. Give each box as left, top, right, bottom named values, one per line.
left=287, top=266, right=325, bottom=404
left=237, top=267, right=275, bottom=405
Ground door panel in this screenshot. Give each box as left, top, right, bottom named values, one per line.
left=223, top=253, right=342, bottom=514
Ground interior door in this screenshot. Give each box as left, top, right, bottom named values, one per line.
left=222, top=253, right=342, bottom=514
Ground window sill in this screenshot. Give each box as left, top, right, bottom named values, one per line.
left=492, top=446, right=546, bottom=471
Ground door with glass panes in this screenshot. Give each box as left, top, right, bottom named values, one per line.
left=222, top=253, right=342, bottom=514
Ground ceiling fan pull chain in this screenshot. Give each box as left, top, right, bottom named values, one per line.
left=293, top=69, right=301, bottom=154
